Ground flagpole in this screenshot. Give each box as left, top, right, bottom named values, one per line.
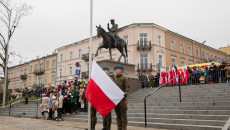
left=88, top=0, right=93, bottom=129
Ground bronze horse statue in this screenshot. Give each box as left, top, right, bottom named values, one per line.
left=95, top=25, right=128, bottom=63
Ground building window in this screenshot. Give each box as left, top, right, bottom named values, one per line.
left=172, top=57, right=176, bottom=67
left=46, top=61, right=49, bottom=70
left=158, top=35, right=161, bottom=46
left=189, top=61, right=193, bottom=65
left=51, top=74, right=55, bottom=84
left=196, top=49, right=199, bottom=58
left=180, top=43, right=184, bottom=53
left=30, top=66, right=32, bottom=73
left=21, top=70, right=23, bottom=75
left=20, top=81, right=22, bottom=89
left=45, top=74, right=48, bottom=84
left=139, top=33, right=148, bottom=46
left=29, top=77, right=31, bottom=86
left=188, top=46, right=192, bottom=56
left=202, top=52, right=205, bottom=59
left=171, top=40, right=175, bottom=51
left=124, top=35, right=128, bottom=45
left=17, top=71, right=19, bottom=77
left=181, top=59, right=185, bottom=66
left=60, top=68, right=62, bottom=77
left=78, top=49, right=82, bottom=58
left=98, top=43, right=103, bottom=53
left=34, top=76, right=36, bottom=84
left=125, top=56, right=128, bottom=63
left=211, top=55, right=213, bottom=61
left=69, top=66, right=72, bottom=75
left=52, top=60, right=56, bottom=69
left=218, top=57, right=221, bottom=63
left=222, top=58, right=225, bottom=62
left=214, top=56, right=217, bottom=62
left=60, top=54, right=63, bottom=62
left=140, top=54, right=148, bottom=69
left=70, top=51, right=73, bottom=60
left=206, top=53, right=209, bottom=61
left=159, top=55, right=162, bottom=67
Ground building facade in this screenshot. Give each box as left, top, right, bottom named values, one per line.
left=165, top=31, right=227, bottom=69
left=219, top=46, right=230, bottom=55
left=8, top=62, right=29, bottom=95
left=27, top=54, right=57, bottom=89
left=8, top=54, right=57, bottom=94
left=56, top=23, right=228, bottom=84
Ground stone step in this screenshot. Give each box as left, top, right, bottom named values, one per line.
left=127, top=101, right=230, bottom=106
left=71, top=112, right=230, bottom=121
left=63, top=115, right=226, bottom=127
left=62, top=116, right=223, bottom=130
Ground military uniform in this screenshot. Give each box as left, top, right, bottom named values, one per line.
left=114, top=73, right=130, bottom=130
left=91, top=73, right=113, bottom=130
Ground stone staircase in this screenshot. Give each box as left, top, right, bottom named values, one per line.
left=63, top=83, right=230, bottom=130
left=0, top=100, right=41, bottom=118
left=0, top=83, right=230, bottom=129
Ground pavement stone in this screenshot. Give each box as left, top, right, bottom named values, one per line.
left=0, top=116, right=167, bottom=130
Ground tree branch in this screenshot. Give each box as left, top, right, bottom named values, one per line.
left=0, top=33, right=6, bottom=45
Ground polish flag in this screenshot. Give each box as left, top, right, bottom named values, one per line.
left=85, top=60, right=124, bottom=118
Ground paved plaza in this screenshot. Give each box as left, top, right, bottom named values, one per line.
left=0, top=116, right=166, bottom=130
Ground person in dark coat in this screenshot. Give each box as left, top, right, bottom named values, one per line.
left=148, top=73, right=154, bottom=88
left=24, top=87, right=29, bottom=104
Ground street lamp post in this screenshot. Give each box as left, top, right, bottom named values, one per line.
left=0, top=1, right=12, bottom=107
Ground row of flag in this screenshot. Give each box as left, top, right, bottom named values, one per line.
left=160, top=65, right=190, bottom=86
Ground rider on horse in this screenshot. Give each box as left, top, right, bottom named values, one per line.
left=107, top=19, right=120, bottom=48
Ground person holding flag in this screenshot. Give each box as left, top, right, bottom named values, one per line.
left=113, top=65, right=130, bottom=130
left=85, top=61, right=126, bottom=130
left=89, top=67, right=113, bottom=130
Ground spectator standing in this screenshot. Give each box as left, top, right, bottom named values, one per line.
left=79, top=84, right=85, bottom=112
left=47, top=93, right=53, bottom=120
left=56, top=91, right=64, bottom=121
left=24, top=87, right=29, bottom=104
left=148, top=73, right=154, bottom=88
left=71, top=86, right=79, bottom=115
left=219, top=62, right=227, bottom=83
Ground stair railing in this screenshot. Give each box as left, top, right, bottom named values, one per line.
left=144, top=75, right=181, bottom=127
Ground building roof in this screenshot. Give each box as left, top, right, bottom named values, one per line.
left=9, top=53, right=57, bottom=69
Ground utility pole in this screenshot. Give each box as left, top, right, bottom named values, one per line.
left=0, top=1, right=11, bottom=107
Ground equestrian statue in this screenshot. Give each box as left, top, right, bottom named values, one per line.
left=95, top=19, right=128, bottom=63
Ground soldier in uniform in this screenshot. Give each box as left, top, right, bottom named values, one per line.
left=107, top=19, right=120, bottom=47
left=90, top=67, right=112, bottom=130
left=113, top=65, right=130, bottom=130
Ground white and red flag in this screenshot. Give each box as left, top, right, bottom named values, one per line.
left=85, top=60, right=124, bottom=118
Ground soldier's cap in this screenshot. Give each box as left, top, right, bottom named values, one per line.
left=102, top=67, right=109, bottom=70
left=109, top=72, right=114, bottom=74
left=110, top=19, right=115, bottom=22
left=114, top=65, right=124, bottom=70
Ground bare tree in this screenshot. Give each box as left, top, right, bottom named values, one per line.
left=0, top=0, right=32, bottom=105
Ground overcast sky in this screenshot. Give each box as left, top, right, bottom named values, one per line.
left=5, top=0, right=230, bottom=66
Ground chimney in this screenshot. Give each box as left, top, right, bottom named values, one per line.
left=19, top=61, right=23, bottom=64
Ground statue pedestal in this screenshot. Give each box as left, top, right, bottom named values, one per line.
left=97, top=60, right=141, bottom=93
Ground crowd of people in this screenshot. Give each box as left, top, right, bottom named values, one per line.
left=38, top=77, right=88, bottom=121
left=138, top=62, right=230, bottom=88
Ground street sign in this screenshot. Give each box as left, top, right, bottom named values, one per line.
left=76, top=62, right=80, bottom=67
left=76, top=70, right=81, bottom=75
